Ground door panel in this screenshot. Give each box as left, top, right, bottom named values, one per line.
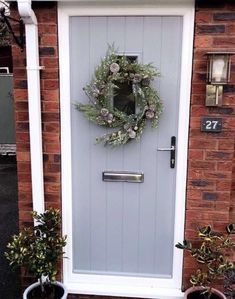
left=70, top=16, right=182, bottom=277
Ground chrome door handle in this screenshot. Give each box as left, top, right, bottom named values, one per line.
left=157, top=136, right=176, bottom=168
left=157, top=145, right=175, bottom=151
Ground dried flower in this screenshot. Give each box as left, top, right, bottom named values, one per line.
left=149, top=104, right=156, bottom=112
left=100, top=108, right=109, bottom=117
left=110, top=63, right=120, bottom=73
left=133, top=74, right=142, bottom=83
left=107, top=113, right=114, bottom=121
left=145, top=110, right=155, bottom=119
left=124, top=123, right=131, bottom=130
left=128, top=130, right=136, bottom=139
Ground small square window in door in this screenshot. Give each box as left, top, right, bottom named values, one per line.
left=113, top=55, right=138, bottom=115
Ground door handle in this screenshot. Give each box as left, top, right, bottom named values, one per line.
left=157, top=136, right=176, bottom=168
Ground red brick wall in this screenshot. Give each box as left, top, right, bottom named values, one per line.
left=11, top=0, right=235, bottom=296
left=11, top=1, right=61, bottom=289
left=184, top=0, right=235, bottom=291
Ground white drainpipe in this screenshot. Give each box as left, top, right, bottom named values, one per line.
left=17, top=0, right=45, bottom=214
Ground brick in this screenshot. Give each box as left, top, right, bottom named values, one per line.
left=209, top=107, right=234, bottom=115
left=44, top=143, right=60, bottom=153
left=40, top=57, right=59, bottom=68
left=190, top=160, right=216, bottom=170
left=15, top=111, right=29, bottom=122
left=44, top=174, right=60, bottom=183
left=38, top=24, right=57, bottom=35
left=214, top=13, right=235, bottom=21
left=203, top=192, right=218, bottom=201
left=40, top=35, right=58, bottom=47
left=44, top=193, right=60, bottom=202
left=41, top=69, right=59, bottom=80
left=197, top=25, right=225, bottom=34
left=205, top=151, right=233, bottom=160
left=16, top=122, right=29, bottom=132
left=14, top=79, right=28, bottom=89
left=195, top=11, right=213, bottom=23
left=18, top=173, right=32, bottom=183
left=16, top=132, right=30, bottom=143
left=39, top=47, right=55, bottom=56
left=45, top=183, right=60, bottom=193
left=194, top=35, right=213, bottom=48
left=191, top=95, right=205, bottom=105
left=191, top=83, right=206, bottom=94
left=191, top=179, right=211, bottom=187
left=36, top=11, right=57, bottom=23
left=13, top=68, right=27, bottom=78
left=42, top=101, right=59, bottom=111
left=187, top=189, right=202, bottom=200
left=43, top=123, right=60, bottom=133
left=15, top=101, right=28, bottom=111
left=226, top=24, right=235, bottom=34
left=217, top=161, right=233, bottom=171
left=224, top=85, right=235, bottom=93
left=17, top=162, right=31, bottom=173
left=204, top=171, right=231, bottom=179
left=45, top=163, right=61, bottom=173
left=187, top=169, right=204, bottom=179
left=191, top=106, right=208, bottom=116
left=189, top=139, right=217, bottom=149
left=42, top=112, right=60, bottom=122
left=54, top=154, right=61, bottom=163
left=43, top=79, right=59, bottom=90
left=17, top=142, right=30, bottom=152
left=213, top=37, right=235, bottom=47
left=41, top=90, right=59, bottom=102
left=216, top=180, right=232, bottom=191
left=188, top=149, right=204, bottom=160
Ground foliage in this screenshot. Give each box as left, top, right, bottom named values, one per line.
left=176, top=224, right=235, bottom=295
left=75, top=45, right=163, bottom=146
left=0, top=21, right=11, bottom=46
left=5, top=208, right=67, bottom=295
left=0, top=1, right=11, bottom=46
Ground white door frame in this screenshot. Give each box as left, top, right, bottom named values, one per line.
left=58, top=1, right=194, bottom=298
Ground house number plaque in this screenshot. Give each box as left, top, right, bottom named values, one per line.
left=201, top=117, right=222, bottom=132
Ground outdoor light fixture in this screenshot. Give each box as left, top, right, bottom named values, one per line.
left=206, top=52, right=234, bottom=106
left=0, top=6, right=24, bottom=50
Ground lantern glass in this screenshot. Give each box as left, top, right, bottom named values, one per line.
left=208, top=54, right=230, bottom=84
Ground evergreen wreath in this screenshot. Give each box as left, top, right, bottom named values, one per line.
left=75, top=46, right=163, bottom=146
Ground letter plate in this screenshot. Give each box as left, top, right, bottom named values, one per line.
left=102, top=171, right=144, bottom=183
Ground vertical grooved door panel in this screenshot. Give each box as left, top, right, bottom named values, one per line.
left=70, top=16, right=182, bottom=277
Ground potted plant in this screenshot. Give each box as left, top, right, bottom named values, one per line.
left=5, top=208, right=68, bottom=299
left=176, top=223, right=235, bottom=299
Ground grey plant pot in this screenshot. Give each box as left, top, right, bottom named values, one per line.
left=23, top=281, right=68, bottom=299
left=184, top=286, right=226, bottom=299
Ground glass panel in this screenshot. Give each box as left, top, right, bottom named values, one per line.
left=113, top=55, right=137, bottom=115
left=211, top=54, right=229, bottom=84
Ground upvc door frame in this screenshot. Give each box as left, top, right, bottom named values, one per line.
left=58, top=1, right=195, bottom=298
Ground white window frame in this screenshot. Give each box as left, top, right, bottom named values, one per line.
left=58, top=1, right=195, bottom=298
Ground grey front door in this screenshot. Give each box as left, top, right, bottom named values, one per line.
left=70, top=16, right=182, bottom=278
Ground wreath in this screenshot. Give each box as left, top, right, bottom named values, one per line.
left=75, top=46, right=163, bottom=146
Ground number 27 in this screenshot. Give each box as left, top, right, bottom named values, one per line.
left=205, top=120, right=218, bottom=130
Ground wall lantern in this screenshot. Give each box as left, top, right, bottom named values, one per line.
left=206, top=52, right=234, bottom=106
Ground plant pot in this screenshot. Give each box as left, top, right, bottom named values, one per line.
left=23, top=281, right=68, bottom=299
left=184, top=286, right=227, bottom=299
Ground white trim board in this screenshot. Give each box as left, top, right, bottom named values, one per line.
left=58, top=2, right=195, bottom=298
